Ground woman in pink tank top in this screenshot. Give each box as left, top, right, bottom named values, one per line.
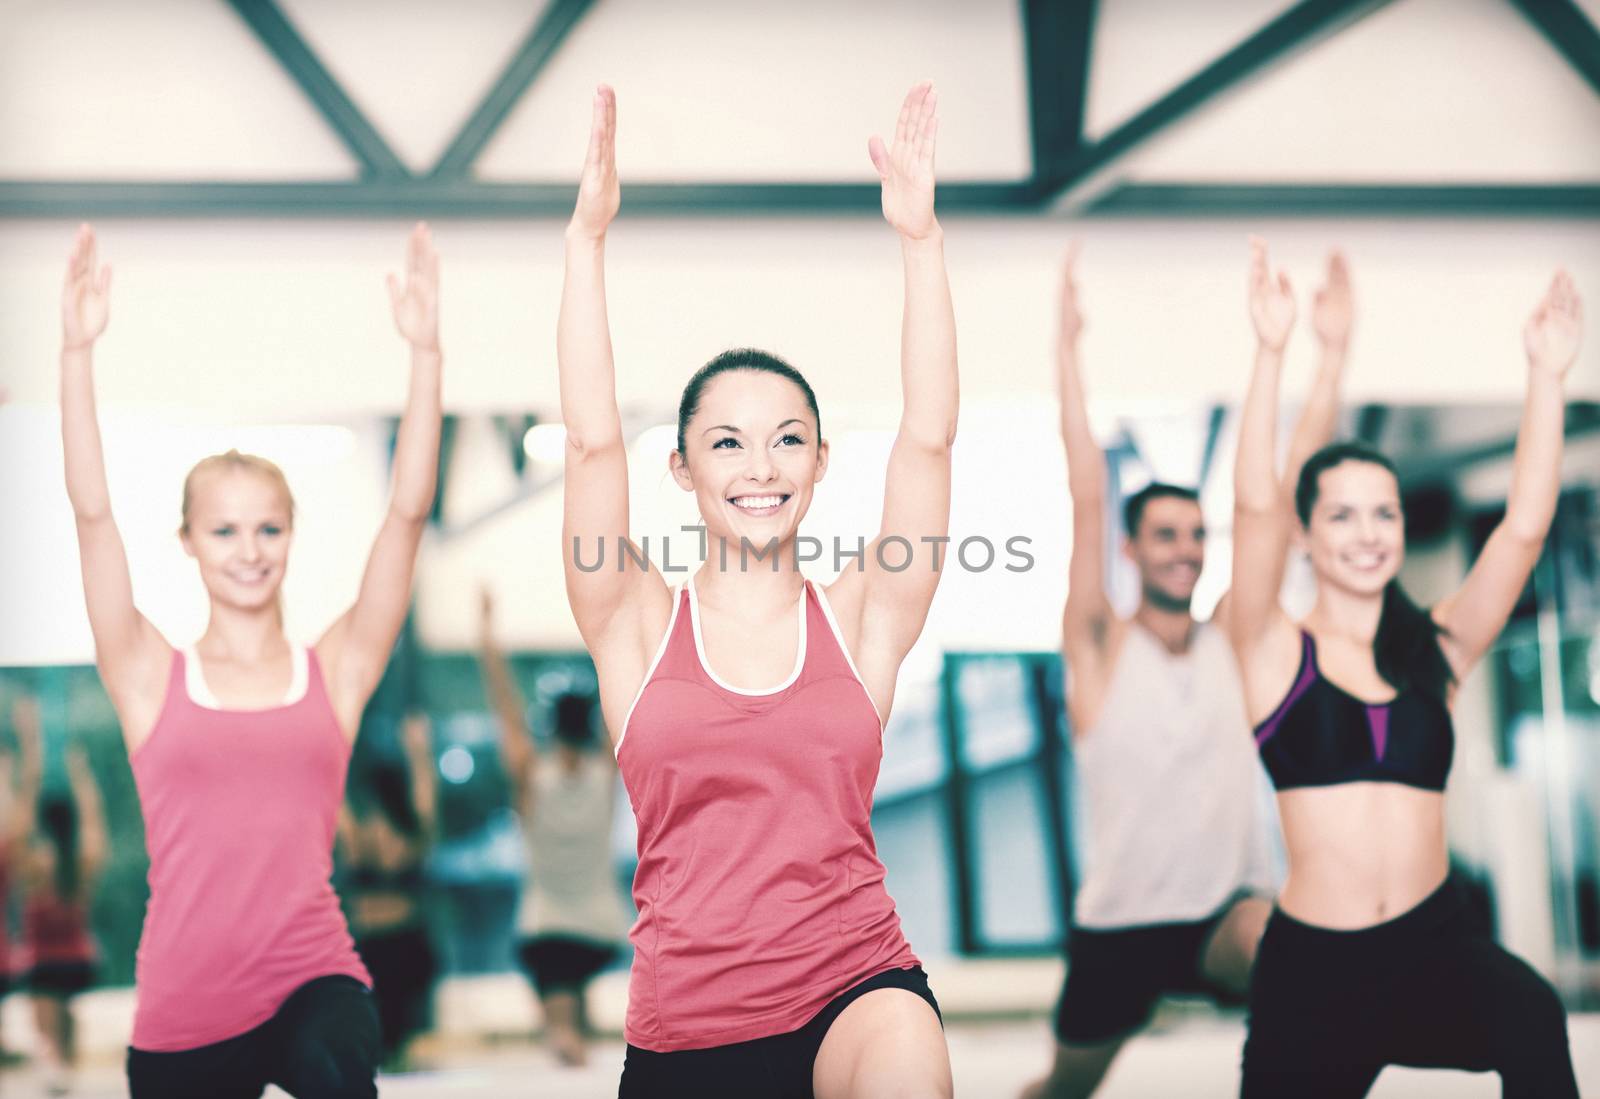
left=557, top=85, right=958, bottom=1098
left=57, top=223, right=445, bottom=1099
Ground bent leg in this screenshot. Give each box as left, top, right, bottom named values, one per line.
left=813, top=988, right=951, bottom=1099
left=1200, top=896, right=1272, bottom=997
left=268, top=977, right=381, bottom=1099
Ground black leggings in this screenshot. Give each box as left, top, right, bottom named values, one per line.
left=1241, top=878, right=1578, bottom=1098
left=126, top=976, right=380, bottom=1099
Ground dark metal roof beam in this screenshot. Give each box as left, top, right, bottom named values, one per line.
left=1051, top=0, right=1392, bottom=210
left=1022, top=0, right=1097, bottom=194
left=1506, top=0, right=1600, bottom=98
left=1083, top=182, right=1600, bottom=217
left=225, top=0, right=410, bottom=180
left=429, top=0, right=598, bottom=180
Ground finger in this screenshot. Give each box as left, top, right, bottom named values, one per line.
left=921, top=113, right=939, bottom=171
left=1064, top=240, right=1082, bottom=273
left=867, top=135, right=890, bottom=181
left=585, top=88, right=608, bottom=168
left=97, top=265, right=112, bottom=295
left=918, top=88, right=939, bottom=164
left=894, top=85, right=920, bottom=150
left=1278, top=272, right=1293, bottom=296
left=600, top=84, right=617, bottom=166
left=1328, top=250, right=1349, bottom=285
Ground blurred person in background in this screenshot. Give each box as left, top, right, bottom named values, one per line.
left=1230, top=240, right=1582, bottom=1098
left=478, top=590, right=626, bottom=1067
left=1023, top=246, right=1352, bottom=1099
left=339, top=714, right=438, bottom=1072
left=0, top=697, right=45, bottom=1074
left=16, top=698, right=106, bottom=1098
left=58, top=222, right=443, bottom=1099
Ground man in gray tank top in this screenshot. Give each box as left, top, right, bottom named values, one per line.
left=1022, top=245, right=1352, bottom=1099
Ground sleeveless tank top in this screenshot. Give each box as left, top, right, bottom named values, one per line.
left=616, top=577, right=918, bottom=1052
left=516, top=753, right=630, bottom=942
left=129, top=647, right=370, bottom=1052
left=22, top=889, right=96, bottom=968
left=1253, top=630, right=1454, bottom=791
left=1071, top=622, right=1277, bottom=928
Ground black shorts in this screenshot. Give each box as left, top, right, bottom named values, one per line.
left=618, top=965, right=941, bottom=1099
left=517, top=933, right=618, bottom=995
left=1054, top=903, right=1245, bottom=1045
left=126, top=975, right=380, bottom=1099
left=28, top=961, right=95, bottom=996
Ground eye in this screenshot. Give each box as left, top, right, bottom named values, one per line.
left=777, top=433, right=805, bottom=447
left=261, top=524, right=284, bottom=537
left=1377, top=507, right=1399, bottom=522
left=212, top=526, right=235, bottom=537
left=711, top=437, right=740, bottom=450
left=1329, top=508, right=1350, bottom=522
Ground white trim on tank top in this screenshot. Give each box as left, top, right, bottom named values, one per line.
left=613, top=585, right=684, bottom=758
left=181, top=642, right=309, bottom=711
left=810, top=583, right=886, bottom=734
left=686, top=572, right=807, bottom=697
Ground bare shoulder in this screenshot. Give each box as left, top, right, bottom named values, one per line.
left=591, top=577, right=678, bottom=743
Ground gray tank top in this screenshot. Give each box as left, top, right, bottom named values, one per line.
left=1070, top=621, right=1278, bottom=928
left=516, top=754, right=630, bottom=941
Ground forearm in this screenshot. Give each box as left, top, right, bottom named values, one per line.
left=1502, top=365, right=1566, bottom=542
left=1285, top=344, right=1346, bottom=487
left=1236, top=344, right=1286, bottom=513
left=897, top=231, right=958, bottom=450
left=61, top=347, right=114, bottom=521
left=1057, top=339, right=1106, bottom=501
left=558, top=234, right=624, bottom=451
left=387, top=347, right=443, bottom=523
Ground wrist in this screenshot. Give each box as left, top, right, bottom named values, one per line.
left=899, top=224, right=944, bottom=251
left=410, top=342, right=442, bottom=360
left=565, top=222, right=608, bottom=248
left=1527, top=358, right=1569, bottom=382
left=1256, top=339, right=1287, bottom=359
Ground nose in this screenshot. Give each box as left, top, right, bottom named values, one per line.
left=745, top=448, right=777, bottom=484
left=239, top=534, right=263, bottom=563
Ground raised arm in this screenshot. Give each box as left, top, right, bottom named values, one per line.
left=560, top=86, right=665, bottom=655
left=58, top=227, right=170, bottom=733
left=319, top=224, right=444, bottom=736
left=65, top=743, right=109, bottom=888
left=400, top=713, right=438, bottom=841
left=1054, top=248, right=1114, bottom=693
left=1286, top=250, right=1353, bottom=490
left=9, top=697, right=43, bottom=849
left=1433, top=272, right=1581, bottom=679
left=477, top=589, right=535, bottom=808
left=1231, top=238, right=1300, bottom=656
left=834, top=82, right=957, bottom=680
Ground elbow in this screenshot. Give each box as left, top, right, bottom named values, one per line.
left=565, top=427, right=625, bottom=462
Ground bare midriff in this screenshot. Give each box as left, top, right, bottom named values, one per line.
left=1276, top=783, right=1449, bottom=929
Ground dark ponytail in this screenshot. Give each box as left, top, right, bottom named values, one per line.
left=677, top=348, right=820, bottom=455
left=1296, top=443, right=1454, bottom=700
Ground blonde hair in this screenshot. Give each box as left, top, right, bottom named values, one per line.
left=180, top=450, right=295, bottom=533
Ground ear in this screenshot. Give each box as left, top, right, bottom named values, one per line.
left=813, top=437, right=829, bottom=483
left=668, top=449, right=694, bottom=492
left=179, top=528, right=197, bottom=559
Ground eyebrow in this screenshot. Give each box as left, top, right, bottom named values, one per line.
left=701, top=419, right=806, bottom=437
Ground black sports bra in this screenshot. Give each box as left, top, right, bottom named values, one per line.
left=1253, top=631, right=1453, bottom=792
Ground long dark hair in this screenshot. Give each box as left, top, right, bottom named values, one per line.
left=38, top=794, right=81, bottom=901
left=676, top=348, right=820, bottom=455
left=1295, top=443, right=1454, bottom=700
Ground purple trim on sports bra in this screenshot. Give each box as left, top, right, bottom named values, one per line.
left=1366, top=704, right=1390, bottom=761
left=1255, top=632, right=1318, bottom=748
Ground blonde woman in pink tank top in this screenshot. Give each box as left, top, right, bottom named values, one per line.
left=58, top=223, right=445, bottom=1099
left=558, top=85, right=958, bottom=1099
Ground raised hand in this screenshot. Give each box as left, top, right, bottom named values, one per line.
left=570, top=85, right=620, bottom=241
left=1312, top=249, right=1352, bottom=351
left=386, top=222, right=440, bottom=352
left=63, top=224, right=112, bottom=351
left=868, top=82, right=940, bottom=241
left=1060, top=242, right=1085, bottom=343
left=1248, top=236, right=1296, bottom=352
left=1524, top=270, right=1583, bottom=376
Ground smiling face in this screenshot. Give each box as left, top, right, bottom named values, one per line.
left=1126, top=494, right=1206, bottom=612
left=180, top=467, right=294, bottom=611
left=670, top=369, right=827, bottom=549
left=1301, top=459, right=1405, bottom=597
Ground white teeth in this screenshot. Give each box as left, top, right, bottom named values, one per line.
left=731, top=495, right=784, bottom=510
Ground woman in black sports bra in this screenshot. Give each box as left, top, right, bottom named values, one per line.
left=1228, top=238, right=1583, bottom=1099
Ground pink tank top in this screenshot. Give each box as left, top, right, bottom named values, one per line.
left=616, top=578, right=918, bottom=1051
left=128, top=648, right=370, bottom=1052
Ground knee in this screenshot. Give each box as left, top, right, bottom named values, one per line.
left=281, top=1035, right=379, bottom=1099
left=1493, top=971, right=1569, bottom=1062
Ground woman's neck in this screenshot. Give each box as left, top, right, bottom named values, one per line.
left=1307, top=583, right=1385, bottom=645
left=198, top=601, right=288, bottom=661
left=693, top=551, right=805, bottom=618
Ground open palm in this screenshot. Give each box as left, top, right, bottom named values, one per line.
left=1524, top=270, right=1583, bottom=375
left=62, top=224, right=111, bottom=350
left=387, top=223, right=440, bottom=352
left=869, top=82, right=939, bottom=240
left=571, top=85, right=619, bottom=239
left=1248, top=237, right=1296, bottom=351
left=1312, top=250, right=1353, bottom=350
